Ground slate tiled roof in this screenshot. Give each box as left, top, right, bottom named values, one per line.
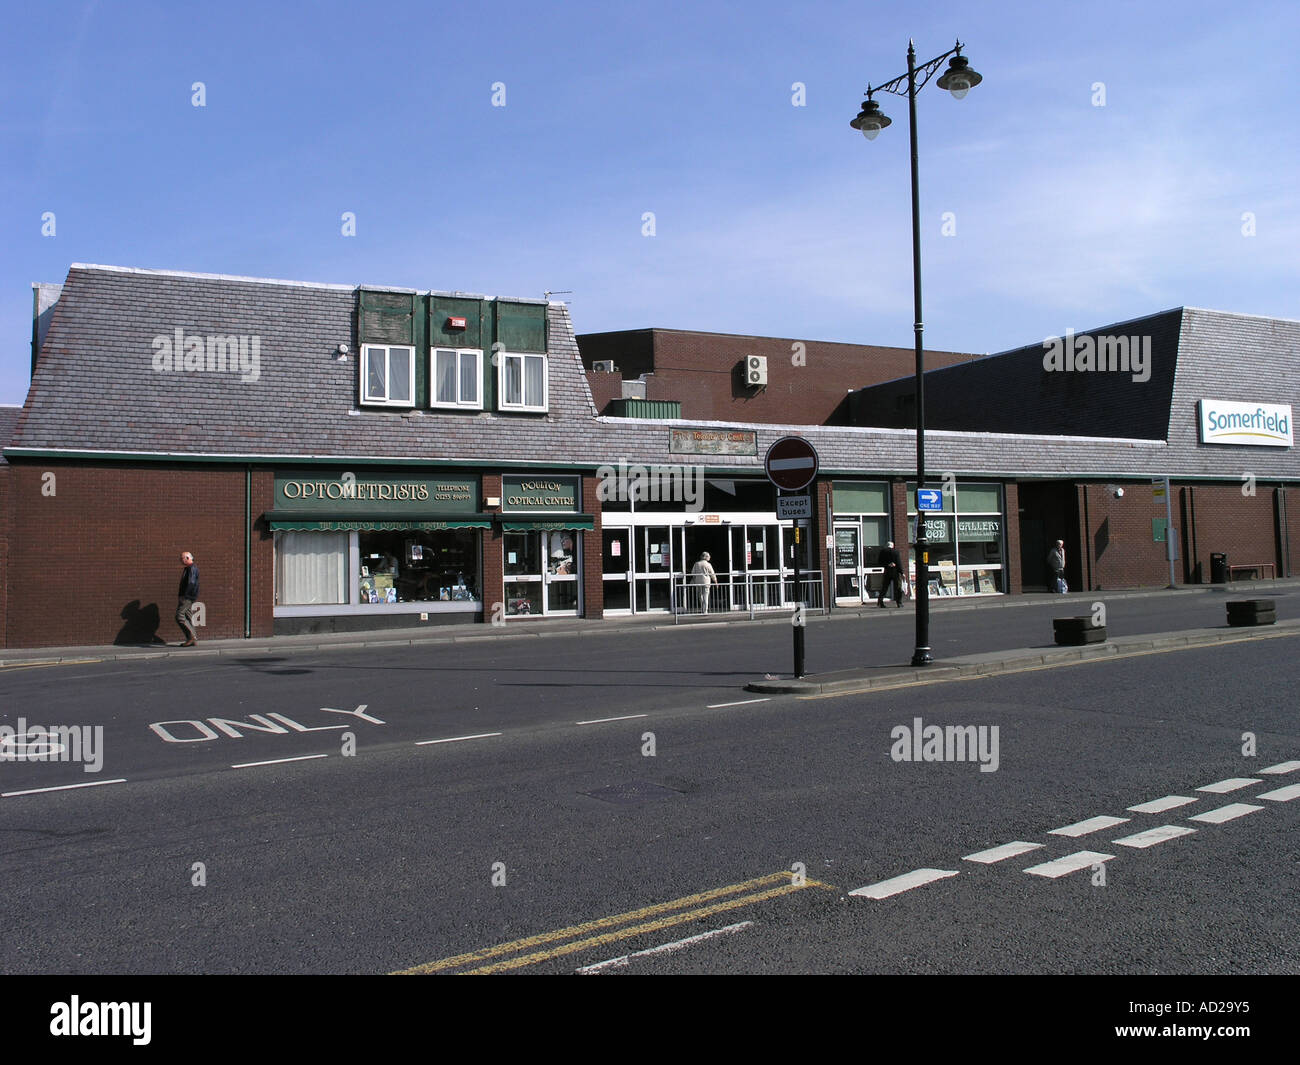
left=8, top=265, right=1299, bottom=483
left=0, top=404, right=22, bottom=464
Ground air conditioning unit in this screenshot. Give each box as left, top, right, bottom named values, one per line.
left=745, top=355, right=768, bottom=387
left=592, top=360, right=618, bottom=373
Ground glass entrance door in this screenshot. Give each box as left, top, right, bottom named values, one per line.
left=504, top=530, right=581, bottom=616
left=834, top=523, right=862, bottom=602
left=602, top=527, right=632, bottom=613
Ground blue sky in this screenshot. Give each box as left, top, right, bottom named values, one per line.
left=2, top=0, right=1296, bottom=405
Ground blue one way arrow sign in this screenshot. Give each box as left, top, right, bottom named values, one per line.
left=917, top=489, right=943, bottom=511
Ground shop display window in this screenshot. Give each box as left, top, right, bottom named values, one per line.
left=357, top=529, right=479, bottom=605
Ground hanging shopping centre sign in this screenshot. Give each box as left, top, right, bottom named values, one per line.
left=1198, top=399, right=1293, bottom=447
left=670, top=428, right=757, bottom=456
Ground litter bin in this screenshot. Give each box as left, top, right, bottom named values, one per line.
left=1210, top=552, right=1228, bottom=584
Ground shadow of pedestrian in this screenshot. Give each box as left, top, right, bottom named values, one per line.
left=115, top=600, right=166, bottom=645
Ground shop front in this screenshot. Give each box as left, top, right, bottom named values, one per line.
left=268, top=470, right=491, bottom=630
left=500, top=475, right=593, bottom=617
left=600, top=475, right=813, bottom=614
left=831, top=480, right=892, bottom=605
left=906, top=482, right=1006, bottom=596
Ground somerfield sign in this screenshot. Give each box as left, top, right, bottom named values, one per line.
left=1198, top=399, right=1293, bottom=447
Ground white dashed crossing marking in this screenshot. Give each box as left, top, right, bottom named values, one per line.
left=1255, top=783, right=1300, bottom=803
left=1196, top=778, right=1261, bottom=794
left=576, top=714, right=648, bottom=726
left=1127, top=795, right=1197, bottom=814
left=850, top=868, right=958, bottom=899
left=1048, top=815, right=1129, bottom=837
left=1112, top=825, right=1197, bottom=849
left=416, top=732, right=502, bottom=746
left=962, top=841, right=1043, bottom=864
left=706, top=698, right=770, bottom=709
left=1259, top=761, right=1300, bottom=775
left=1187, top=803, right=1263, bottom=824
left=1024, top=851, right=1114, bottom=879
left=1, top=778, right=127, bottom=797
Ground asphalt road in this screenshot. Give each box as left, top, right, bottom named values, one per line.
left=0, top=590, right=1297, bottom=976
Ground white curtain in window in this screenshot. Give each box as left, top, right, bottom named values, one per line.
left=505, top=355, right=523, bottom=405
left=389, top=348, right=411, bottom=402
left=366, top=350, right=386, bottom=400
left=524, top=355, right=544, bottom=406
left=459, top=352, right=478, bottom=403
left=435, top=350, right=457, bottom=403
left=275, top=531, right=348, bottom=605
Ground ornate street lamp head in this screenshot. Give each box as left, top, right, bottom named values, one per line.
left=850, top=91, right=892, bottom=140
left=936, top=50, right=982, bottom=99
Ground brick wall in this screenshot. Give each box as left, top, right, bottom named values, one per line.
left=579, top=330, right=977, bottom=425
left=0, top=465, right=9, bottom=646
left=585, top=371, right=624, bottom=413
left=481, top=473, right=503, bottom=623
left=1003, top=482, right=1022, bottom=594
left=582, top=473, right=602, bottom=619
left=1178, top=484, right=1282, bottom=585
left=5, top=462, right=250, bottom=648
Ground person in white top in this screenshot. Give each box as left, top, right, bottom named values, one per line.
left=689, top=551, right=717, bottom=613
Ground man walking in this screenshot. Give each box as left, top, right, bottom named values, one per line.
left=177, top=551, right=200, bottom=646
left=1047, top=539, right=1066, bottom=593
left=877, top=541, right=904, bottom=608
left=689, top=551, right=717, bottom=614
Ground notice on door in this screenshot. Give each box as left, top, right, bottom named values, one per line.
left=835, top=529, right=857, bottom=569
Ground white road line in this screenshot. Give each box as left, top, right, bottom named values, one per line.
left=1, top=778, right=127, bottom=797
left=1187, top=803, right=1263, bottom=824
left=1048, top=815, right=1129, bottom=837
left=1113, top=825, right=1197, bottom=849
left=1196, top=778, right=1261, bottom=794
left=1255, top=783, right=1300, bottom=803
left=706, top=698, right=771, bottom=709
left=1024, top=851, right=1114, bottom=879
left=850, top=868, right=958, bottom=899
left=1259, top=760, right=1300, bottom=775
left=1127, top=795, right=1198, bottom=814
left=230, top=754, right=328, bottom=769
left=415, top=732, right=502, bottom=746
left=962, top=841, right=1044, bottom=864
left=575, top=921, right=753, bottom=974
left=576, top=714, right=648, bottom=726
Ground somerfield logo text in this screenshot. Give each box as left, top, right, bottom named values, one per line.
left=50, top=997, right=151, bottom=1045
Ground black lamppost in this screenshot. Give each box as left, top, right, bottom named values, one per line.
left=851, top=40, right=982, bottom=667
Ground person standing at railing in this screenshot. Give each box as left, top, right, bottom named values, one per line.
left=690, top=552, right=717, bottom=614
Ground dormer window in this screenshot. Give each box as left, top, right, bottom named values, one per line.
left=361, top=344, right=415, bottom=407
left=431, top=348, right=483, bottom=409
left=499, top=352, right=548, bottom=413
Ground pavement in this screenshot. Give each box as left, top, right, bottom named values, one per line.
left=0, top=576, right=1292, bottom=670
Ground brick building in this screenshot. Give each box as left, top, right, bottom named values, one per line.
left=0, top=265, right=1295, bottom=650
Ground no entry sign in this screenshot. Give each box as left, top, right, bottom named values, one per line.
left=764, top=436, right=819, bottom=492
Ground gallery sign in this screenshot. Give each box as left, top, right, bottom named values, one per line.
left=1199, top=399, right=1292, bottom=447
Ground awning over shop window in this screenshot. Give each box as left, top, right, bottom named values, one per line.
left=265, top=512, right=493, bottom=532
left=500, top=513, right=595, bottom=532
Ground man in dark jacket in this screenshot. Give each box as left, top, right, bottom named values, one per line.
left=877, top=541, right=904, bottom=608
left=177, top=551, right=200, bottom=646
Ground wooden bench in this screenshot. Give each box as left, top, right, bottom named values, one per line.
left=1228, top=563, right=1276, bottom=581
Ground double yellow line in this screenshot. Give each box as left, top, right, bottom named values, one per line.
left=394, top=869, right=834, bottom=975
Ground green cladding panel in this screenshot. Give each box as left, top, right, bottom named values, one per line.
left=430, top=295, right=485, bottom=349
left=494, top=301, right=547, bottom=353
left=607, top=399, right=682, bottom=419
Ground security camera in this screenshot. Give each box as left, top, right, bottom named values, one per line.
left=337, top=343, right=350, bottom=356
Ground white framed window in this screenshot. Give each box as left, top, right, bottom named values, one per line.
left=498, top=352, right=548, bottom=412
left=431, top=348, right=483, bottom=409
left=361, top=344, right=415, bottom=407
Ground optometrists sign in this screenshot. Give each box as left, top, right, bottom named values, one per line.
left=1199, top=400, right=1293, bottom=447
